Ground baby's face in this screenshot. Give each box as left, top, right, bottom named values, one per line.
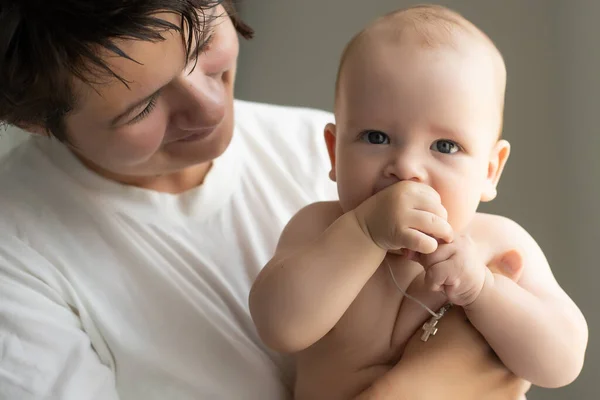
left=329, top=42, right=505, bottom=232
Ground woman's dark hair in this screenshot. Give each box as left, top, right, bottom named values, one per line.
left=0, top=0, right=253, bottom=141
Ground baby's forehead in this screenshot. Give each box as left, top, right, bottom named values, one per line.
left=335, top=6, right=505, bottom=109
left=336, top=32, right=493, bottom=104
left=369, top=8, right=473, bottom=45
left=355, top=8, right=493, bottom=61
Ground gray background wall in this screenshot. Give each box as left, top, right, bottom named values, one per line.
left=235, top=0, right=598, bottom=398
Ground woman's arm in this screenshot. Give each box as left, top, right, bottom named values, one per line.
left=0, top=236, right=120, bottom=400
left=358, top=307, right=529, bottom=400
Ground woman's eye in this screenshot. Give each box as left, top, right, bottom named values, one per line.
left=360, top=130, right=390, bottom=145
left=431, top=139, right=460, bottom=154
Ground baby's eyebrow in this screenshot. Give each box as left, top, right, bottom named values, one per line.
left=430, top=124, right=457, bottom=136
left=429, top=125, right=470, bottom=141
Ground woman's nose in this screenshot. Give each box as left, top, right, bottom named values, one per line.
left=169, top=73, right=226, bottom=131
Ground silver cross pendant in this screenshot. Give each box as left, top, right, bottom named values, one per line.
left=420, top=315, right=440, bottom=342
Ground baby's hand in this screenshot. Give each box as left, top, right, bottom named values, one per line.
left=418, top=234, right=488, bottom=307
left=353, top=181, right=453, bottom=254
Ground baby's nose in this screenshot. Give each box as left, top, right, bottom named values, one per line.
left=384, top=155, right=427, bottom=182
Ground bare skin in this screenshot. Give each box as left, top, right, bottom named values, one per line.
left=284, top=202, right=527, bottom=400
left=250, top=6, right=587, bottom=399
left=356, top=304, right=530, bottom=400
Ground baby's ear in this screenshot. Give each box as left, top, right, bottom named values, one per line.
left=487, top=249, right=524, bottom=282
left=481, top=140, right=510, bottom=202
left=324, top=123, right=337, bottom=182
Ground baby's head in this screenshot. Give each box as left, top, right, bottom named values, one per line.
left=325, top=5, right=510, bottom=232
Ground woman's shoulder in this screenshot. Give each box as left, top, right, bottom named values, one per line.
left=234, top=99, right=333, bottom=144
left=234, top=99, right=333, bottom=122
left=233, top=99, right=338, bottom=202
left=0, top=138, right=79, bottom=238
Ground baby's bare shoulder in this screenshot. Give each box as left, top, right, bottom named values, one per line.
left=471, top=213, right=565, bottom=299
left=300, top=200, right=344, bottom=219
left=291, top=201, right=344, bottom=230
left=276, top=201, right=345, bottom=253
left=470, top=212, right=531, bottom=246
left=470, top=213, right=541, bottom=278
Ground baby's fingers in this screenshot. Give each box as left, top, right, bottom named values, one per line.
left=424, top=261, right=456, bottom=292
left=407, top=211, right=454, bottom=245
left=400, top=229, right=440, bottom=255
left=418, top=242, right=456, bottom=267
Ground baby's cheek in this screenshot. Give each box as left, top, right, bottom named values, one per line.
left=438, top=185, right=479, bottom=232
left=337, top=178, right=372, bottom=212
left=338, top=186, right=366, bottom=212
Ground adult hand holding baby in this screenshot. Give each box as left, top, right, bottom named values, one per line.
left=373, top=249, right=527, bottom=400
left=370, top=305, right=530, bottom=400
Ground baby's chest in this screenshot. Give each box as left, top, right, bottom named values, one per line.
left=323, top=263, right=423, bottom=362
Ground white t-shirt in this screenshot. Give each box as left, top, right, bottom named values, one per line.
left=0, top=126, right=28, bottom=159
left=0, top=100, right=337, bottom=400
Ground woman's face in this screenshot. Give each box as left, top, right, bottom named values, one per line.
left=63, top=5, right=239, bottom=184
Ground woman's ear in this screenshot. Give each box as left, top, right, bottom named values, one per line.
left=481, top=139, right=510, bottom=202
left=324, top=123, right=337, bottom=182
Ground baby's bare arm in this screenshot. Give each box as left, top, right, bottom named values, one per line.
left=249, top=202, right=386, bottom=353
left=464, top=215, right=588, bottom=388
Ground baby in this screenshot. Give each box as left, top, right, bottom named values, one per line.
left=249, top=5, right=588, bottom=399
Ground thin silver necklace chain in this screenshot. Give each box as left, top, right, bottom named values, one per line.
left=385, top=259, right=445, bottom=319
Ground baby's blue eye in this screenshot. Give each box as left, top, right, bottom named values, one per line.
left=431, top=140, right=460, bottom=154
left=361, top=130, right=390, bottom=145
